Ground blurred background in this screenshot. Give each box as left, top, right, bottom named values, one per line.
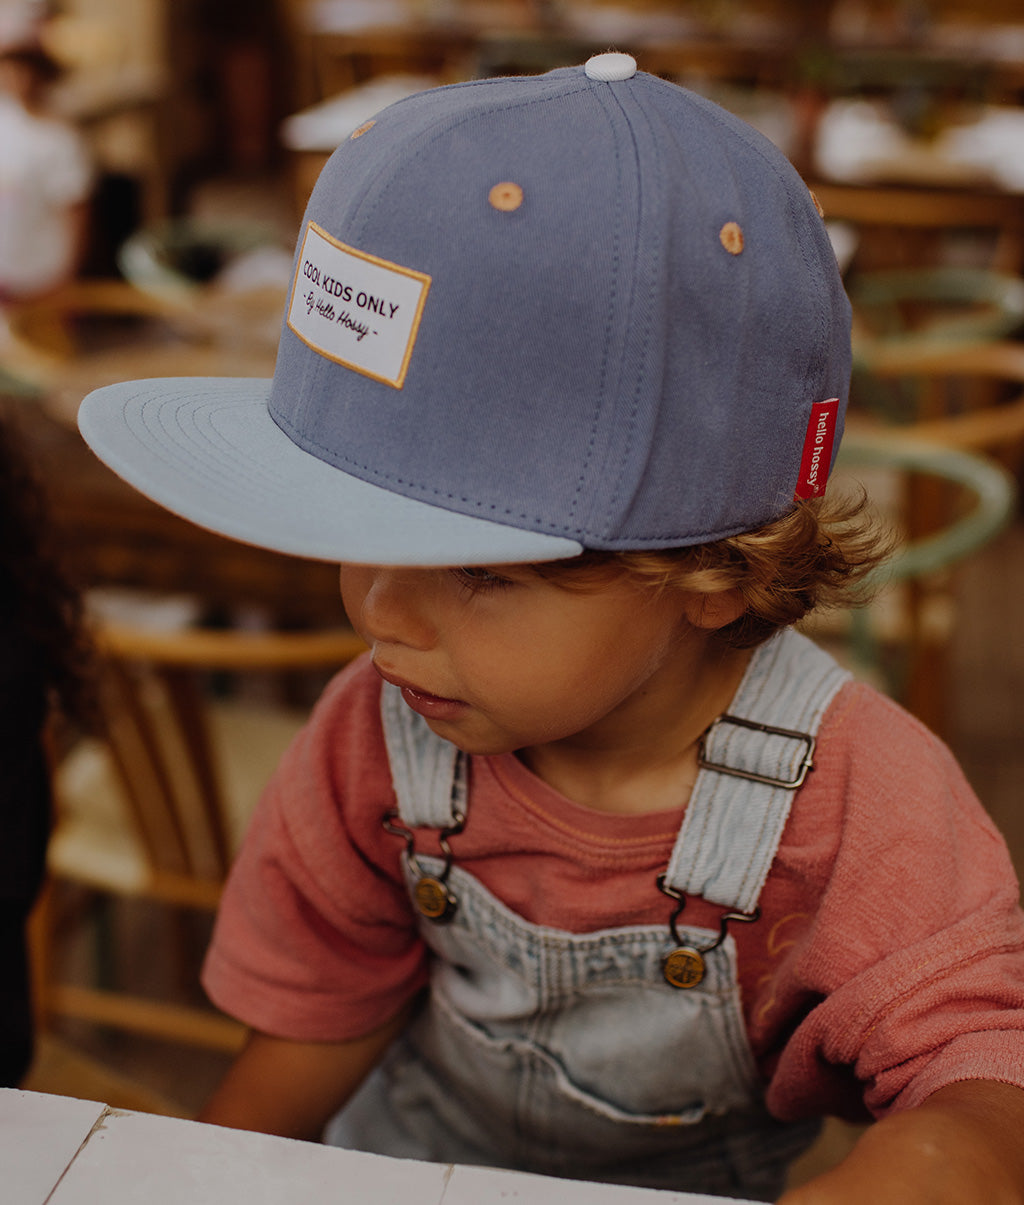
left=2, top=0, right=1024, bottom=1191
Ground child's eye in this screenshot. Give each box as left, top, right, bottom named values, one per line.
left=449, top=567, right=513, bottom=592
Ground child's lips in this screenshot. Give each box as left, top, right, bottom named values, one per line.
left=373, top=665, right=467, bottom=719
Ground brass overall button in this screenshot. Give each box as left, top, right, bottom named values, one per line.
left=414, top=876, right=457, bottom=922
left=662, top=946, right=706, bottom=989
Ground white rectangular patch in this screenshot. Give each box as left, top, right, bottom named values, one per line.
left=286, top=221, right=431, bottom=388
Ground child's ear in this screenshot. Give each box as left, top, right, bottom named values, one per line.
left=680, top=589, right=746, bottom=632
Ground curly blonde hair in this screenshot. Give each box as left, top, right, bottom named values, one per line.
left=536, top=492, right=892, bottom=648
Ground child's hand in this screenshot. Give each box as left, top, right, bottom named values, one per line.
left=777, top=1081, right=1024, bottom=1205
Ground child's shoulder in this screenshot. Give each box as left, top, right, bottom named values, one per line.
left=776, top=676, right=1021, bottom=977
left=813, top=676, right=997, bottom=841
left=822, top=677, right=962, bottom=774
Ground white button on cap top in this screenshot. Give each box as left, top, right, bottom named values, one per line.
left=584, top=52, right=637, bottom=82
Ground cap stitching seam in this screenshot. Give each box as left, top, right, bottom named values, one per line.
left=347, top=81, right=593, bottom=244
left=595, top=83, right=656, bottom=541
left=272, top=395, right=805, bottom=546
left=294, top=74, right=601, bottom=538
left=564, top=88, right=622, bottom=530
left=683, top=87, right=836, bottom=429
left=270, top=406, right=579, bottom=532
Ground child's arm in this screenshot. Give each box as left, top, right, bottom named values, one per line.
left=198, top=1007, right=410, bottom=1141
left=779, top=1080, right=1024, bottom=1204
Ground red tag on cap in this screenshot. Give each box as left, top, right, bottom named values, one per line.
left=794, top=399, right=840, bottom=500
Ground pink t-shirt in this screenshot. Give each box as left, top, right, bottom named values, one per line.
left=202, top=653, right=1024, bottom=1123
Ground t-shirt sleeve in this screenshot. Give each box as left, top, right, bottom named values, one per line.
left=201, top=656, right=429, bottom=1041
left=760, top=683, right=1024, bottom=1121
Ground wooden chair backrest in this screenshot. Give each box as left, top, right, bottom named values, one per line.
left=88, top=623, right=367, bottom=893
left=810, top=181, right=1024, bottom=275
left=852, top=340, right=1024, bottom=459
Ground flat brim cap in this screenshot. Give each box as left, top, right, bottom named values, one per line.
left=79, top=59, right=850, bottom=566
left=78, top=376, right=580, bottom=564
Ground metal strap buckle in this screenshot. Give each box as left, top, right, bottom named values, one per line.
left=697, top=714, right=816, bottom=790
left=382, top=809, right=466, bottom=923
left=655, top=875, right=761, bottom=989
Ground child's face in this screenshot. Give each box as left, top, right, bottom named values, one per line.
left=338, top=563, right=729, bottom=760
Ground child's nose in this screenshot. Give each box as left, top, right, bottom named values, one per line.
left=349, top=567, right=437, bottom=651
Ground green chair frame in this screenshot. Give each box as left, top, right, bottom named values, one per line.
left=825, top=431, right=1017, bottom=730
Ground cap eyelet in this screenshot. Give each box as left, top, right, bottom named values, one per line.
left=719, top=221, right=744, bottom=255
left=489, top=182, right=524, bottom=212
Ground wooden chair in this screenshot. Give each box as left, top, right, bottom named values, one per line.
left=809, top=180, right=1024, bottom=277
left=1, top=279, right=179, bottom=401
left=805, top=347, right=1024, bottom=736
left=849, top=267, right=1024, bottom=368
left=3, top=274, right=282, bottom=413
left=849, top=343, right=1024, bottom=733
left=32, top=617, right=366, bottom=1053
left=851, top=339, right=1024, bottom=470
left=308, top=26, right=473, bottom=99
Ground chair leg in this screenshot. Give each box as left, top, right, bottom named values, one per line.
left=904, top=639, right=950, bottom=738
left=92, top=894, right=118, bottom=991
left=26, top=880, right=246, bottom=1055
left=28, top=880, right=120, bottom=1029
left=26, top=877, right=57, bottom=1038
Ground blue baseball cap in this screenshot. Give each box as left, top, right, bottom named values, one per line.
left=79, top=54, right=851, bottom=566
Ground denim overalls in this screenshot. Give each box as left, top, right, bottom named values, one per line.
left=328, top=630, right=850, bottom=1201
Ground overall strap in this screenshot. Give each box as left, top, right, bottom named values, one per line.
left=380, top=629, right=851, bottom=914
left=663, top=628, right=850, bottom=915
left=380, top=682, right=466, bottom=828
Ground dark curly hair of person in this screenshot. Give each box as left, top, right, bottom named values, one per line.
left=0, top=407, right=92, bottom=727
left=0, top=404, right=95, bottom=1086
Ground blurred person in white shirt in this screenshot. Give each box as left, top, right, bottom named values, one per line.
left=0, top=3, right=92, bottom=308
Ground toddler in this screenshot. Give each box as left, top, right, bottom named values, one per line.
left=78, top=55, right=1024, bottom=1204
